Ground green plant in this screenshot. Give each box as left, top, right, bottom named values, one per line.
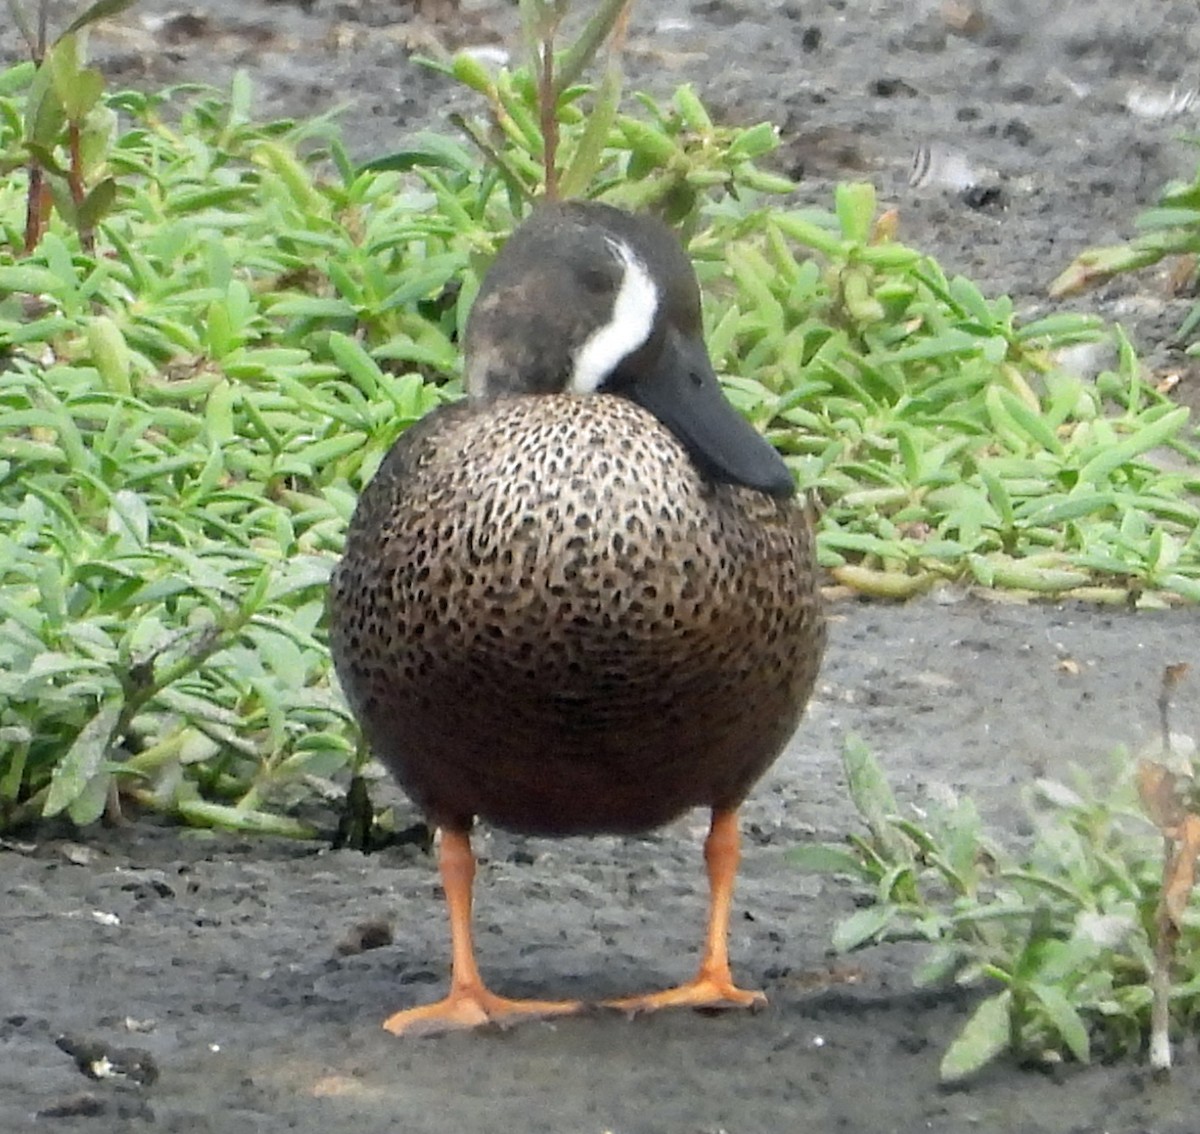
left=0, top=75, right=452, bottom=835
left=707, top=189, right=1200, bottom=604
left=1051, top=141, right=1200, bottom=351
left=792, top=735, right=1200, bottom=1081
left=5, top=0, right=139, bottom=252
left=1, top=0, right=1198, bottom=837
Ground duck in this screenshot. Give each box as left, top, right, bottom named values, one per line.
left=327, top=199, right=826, bottom=1036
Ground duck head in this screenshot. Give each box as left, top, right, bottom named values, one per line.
left=463, top=201, right=794, bottom=499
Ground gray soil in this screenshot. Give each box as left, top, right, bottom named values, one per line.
left=4, top=2, right=1200, bottom=1131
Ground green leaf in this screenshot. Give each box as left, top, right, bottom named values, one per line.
left=77, top=176, right=117, bottom=228
left=1028, top=982, right=1091, bottom=1064
left=1163, top=573, right=1200, bottom=602
left=947, top=275, right=997, bottom=327
left=328, top=331, right=385, bottom=396
left=673, top=84, right=714, bottom=134
left=46, top=33, right=81, bottom=105
left=86, top=313, right=131, bottom=393
left=841, top=734, right=899, bottom=836
left=0, top=734, right=31, bottom=800
left=940, top=991, right=1012, bottom=1083
left=994, top=388, right=1063, bottom=454
left=59, top=66, right=104, bottom=121
left=107, top=489, right=150, bottom=547
left=61, top=0, right=140, bottom=37
left=67, top=768, right=111, bottom=826
left=175, top=800, right=318, bottom=838
left=1077, top=407, right=1189, bottom=486
left=619, top=117, right=679, bottom=168
left=772, top=211, right=843, bottom=257
left=359, top=131, right=475, bottom=175
left=832, top=904, right=894, bottom=952
left=834, top=182, right=876, bottom=245
left=555, top=0, right=632, bottom=95
left=913, top=945, right=963, bottom=988
left=727, top=122, right=779, bottom=161
left=787, top=843, right=865, bottom=876
left=1019, top=493, right=1112, bottom=526
left=559, top=63, right=621, bottom=199
left=227, top=68, right=253, bottom=128
left=0, top=59, right=36, bottom=94
left=43, top=699, right=122, bottom=818
left=0, top=265, right=65, bottom=295
left=448, top=50, right=497, bottom=97
left=24, top=58, right=65, bottom=147
left=268, top=296, right=356, bottom=320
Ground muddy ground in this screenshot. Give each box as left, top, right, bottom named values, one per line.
left=4, top=1, right=1200, bottom=1131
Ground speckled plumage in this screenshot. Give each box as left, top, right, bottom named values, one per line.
left=327, top=200, right=827, bottom=1034
left=329, top=391, right=824, bottom=836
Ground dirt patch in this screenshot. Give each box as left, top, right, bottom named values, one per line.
left=4, top=2, right=1200, bottom=1131
left=5, top=599, right=1200, bottom=1133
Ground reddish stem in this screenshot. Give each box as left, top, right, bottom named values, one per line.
left=68, top=120, right=95, bottom=254
left=23, top=164, right=49, bottom=255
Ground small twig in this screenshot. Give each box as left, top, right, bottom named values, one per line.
left=447, top=114, right=533, bottom=204
left=16, top=0, right=51, bottom=254
left=102, top=777, right=128, bottom=827
left=1150, top=829, right=1176, bottom=1077
left=539, top=16, right=558, bottom=200
left=1139, top=662, right=1196, bottom=1078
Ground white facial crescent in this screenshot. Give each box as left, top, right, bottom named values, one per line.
left=568, top=239, right=660, bottom=395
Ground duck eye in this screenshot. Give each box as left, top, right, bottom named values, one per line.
left=689, top=371, right=704, bottom=388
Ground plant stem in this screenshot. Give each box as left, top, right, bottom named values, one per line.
left=1150, top=832, right=1175, bottom=1076
left=447, top=115, right=533, bottom=204
left=23, top=164, right=48, bottom=254
left=36, top=0, right=48, bottom=61
left=120, top=730, right=188, bottom=776
left=0, top=784, right=51, bottom=833
left=67, top=119, right=95, bottom=254
left=540, top=22, right=558, bottom=200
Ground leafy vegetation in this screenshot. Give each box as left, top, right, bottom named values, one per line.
left=0, top=0, right=1198, bottom=836
left=792, top=708, right=1200, bottom=1082
left=5, top=0, right=140, bottom=252
left=1052, top=142, right=1200, bottom=351
left=0, top=22, right=812, bottom=832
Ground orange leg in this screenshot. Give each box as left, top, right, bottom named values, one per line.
left=604, top=808, right=766, bottom=1016
left=382, top=827, right=584, bottom=1037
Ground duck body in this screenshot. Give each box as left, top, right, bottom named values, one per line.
left=330, top=391, right=822, bottom=837
left=327, top=200, right=825, bottom=1035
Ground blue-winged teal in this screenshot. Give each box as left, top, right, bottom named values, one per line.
left=328, top=201, right=825, bottom=1036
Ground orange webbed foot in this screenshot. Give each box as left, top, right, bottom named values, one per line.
left=383, top=986, right=583, bottom=1037
left=602, top=967, right=767, bottom=1018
